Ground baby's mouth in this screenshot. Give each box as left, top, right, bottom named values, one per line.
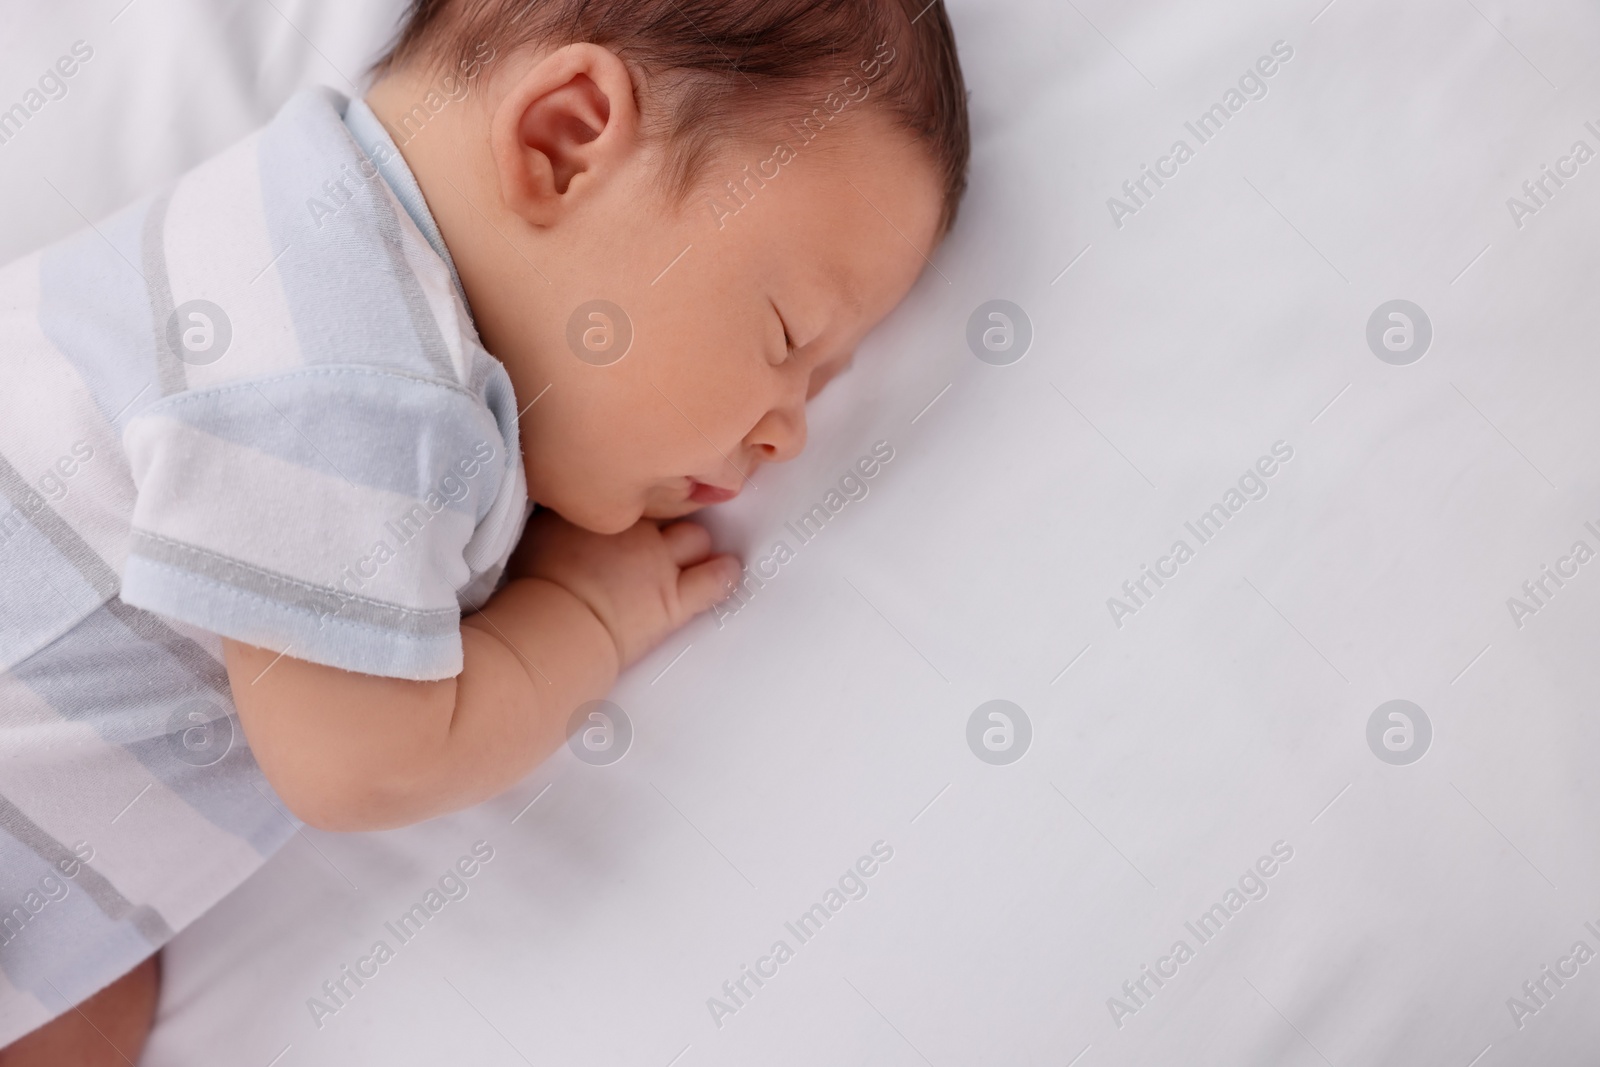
left=687, top=479, right=740, bottom=505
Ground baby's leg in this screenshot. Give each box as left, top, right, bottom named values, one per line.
left=0, top=953, right=160, bottom=1066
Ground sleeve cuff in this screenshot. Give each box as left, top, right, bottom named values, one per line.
left=120, top=547, right=463, bottom=681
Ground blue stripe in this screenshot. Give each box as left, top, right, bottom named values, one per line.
left=120, top=553, right=466, bottom=681
left=343, top=96, right=469, bottom=309
left=257, top=88, right=456, bottom=382
left=37, top=196, right=165, bottom=432
left=0, top=829, right=159, bottom=1014
left=0, top=516, right=102, bottom=672
left=0, top=450, right=114, bottom=673
left=129, top=364, right=507, bottom=517
left=8, top=603, right=299, bottom=858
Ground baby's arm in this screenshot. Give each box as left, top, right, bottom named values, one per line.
left=224, top=511, right=739, bottom=831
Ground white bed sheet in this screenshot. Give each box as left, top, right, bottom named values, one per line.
left=7, top=0, right=1600, bottom=1064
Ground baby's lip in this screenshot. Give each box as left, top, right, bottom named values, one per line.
left=687, top=478, right=741, bottom=505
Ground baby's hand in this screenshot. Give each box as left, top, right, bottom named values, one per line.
left=509, top=509, right=742, bottom=668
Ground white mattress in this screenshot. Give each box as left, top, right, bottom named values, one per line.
left=8, top=0, right=1600, bottom=1063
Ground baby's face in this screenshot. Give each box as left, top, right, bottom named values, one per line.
left=506, top=115, right=943, bottom=534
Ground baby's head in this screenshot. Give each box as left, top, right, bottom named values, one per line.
left=368, top=0, right=969, bottom=533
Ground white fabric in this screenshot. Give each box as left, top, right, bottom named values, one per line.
left=7, top=0, right=1600, bottom=1063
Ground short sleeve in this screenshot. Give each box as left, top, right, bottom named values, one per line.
left=119, top=364, right=525, bottom=680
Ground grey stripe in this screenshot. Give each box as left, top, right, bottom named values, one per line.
left=466, top=345, right=495, bottom=396
left=103, top=598, right=231, bottom=698
left=0, top=451, right=119, bottom=600
left=0, top=792, right=174, bottom=947
left=0, top=450, right=228, bottom=694
left=141, top=192, right=187, bottom=397
left=129, top=529, right=460, bottom=637
left=375, top=194, right=457, bottom=381
left=8, top=602, right=290, bottom=856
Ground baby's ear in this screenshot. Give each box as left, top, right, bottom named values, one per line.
left=491, top=43, right=641, bottom=225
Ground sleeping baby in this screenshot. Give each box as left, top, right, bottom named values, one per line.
left=0, top=0, right=968, bottom=1061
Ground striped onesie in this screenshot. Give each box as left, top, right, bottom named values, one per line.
left=0, top=87, right=529, bottom=1044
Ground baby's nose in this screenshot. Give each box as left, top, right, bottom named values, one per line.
left=747, top=405, right=807, bottom=464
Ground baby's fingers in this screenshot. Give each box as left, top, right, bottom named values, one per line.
left=677, top=554, right=743, bottom=619
left=659, top=520, right=713, bottom=567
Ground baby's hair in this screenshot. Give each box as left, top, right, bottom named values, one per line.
left=372, top=0, right=970, bottom=231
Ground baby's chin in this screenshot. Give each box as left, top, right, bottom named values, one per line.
left=640, top=494, right=706, bottom=523
left=535, top=481, right=699, bottom=533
